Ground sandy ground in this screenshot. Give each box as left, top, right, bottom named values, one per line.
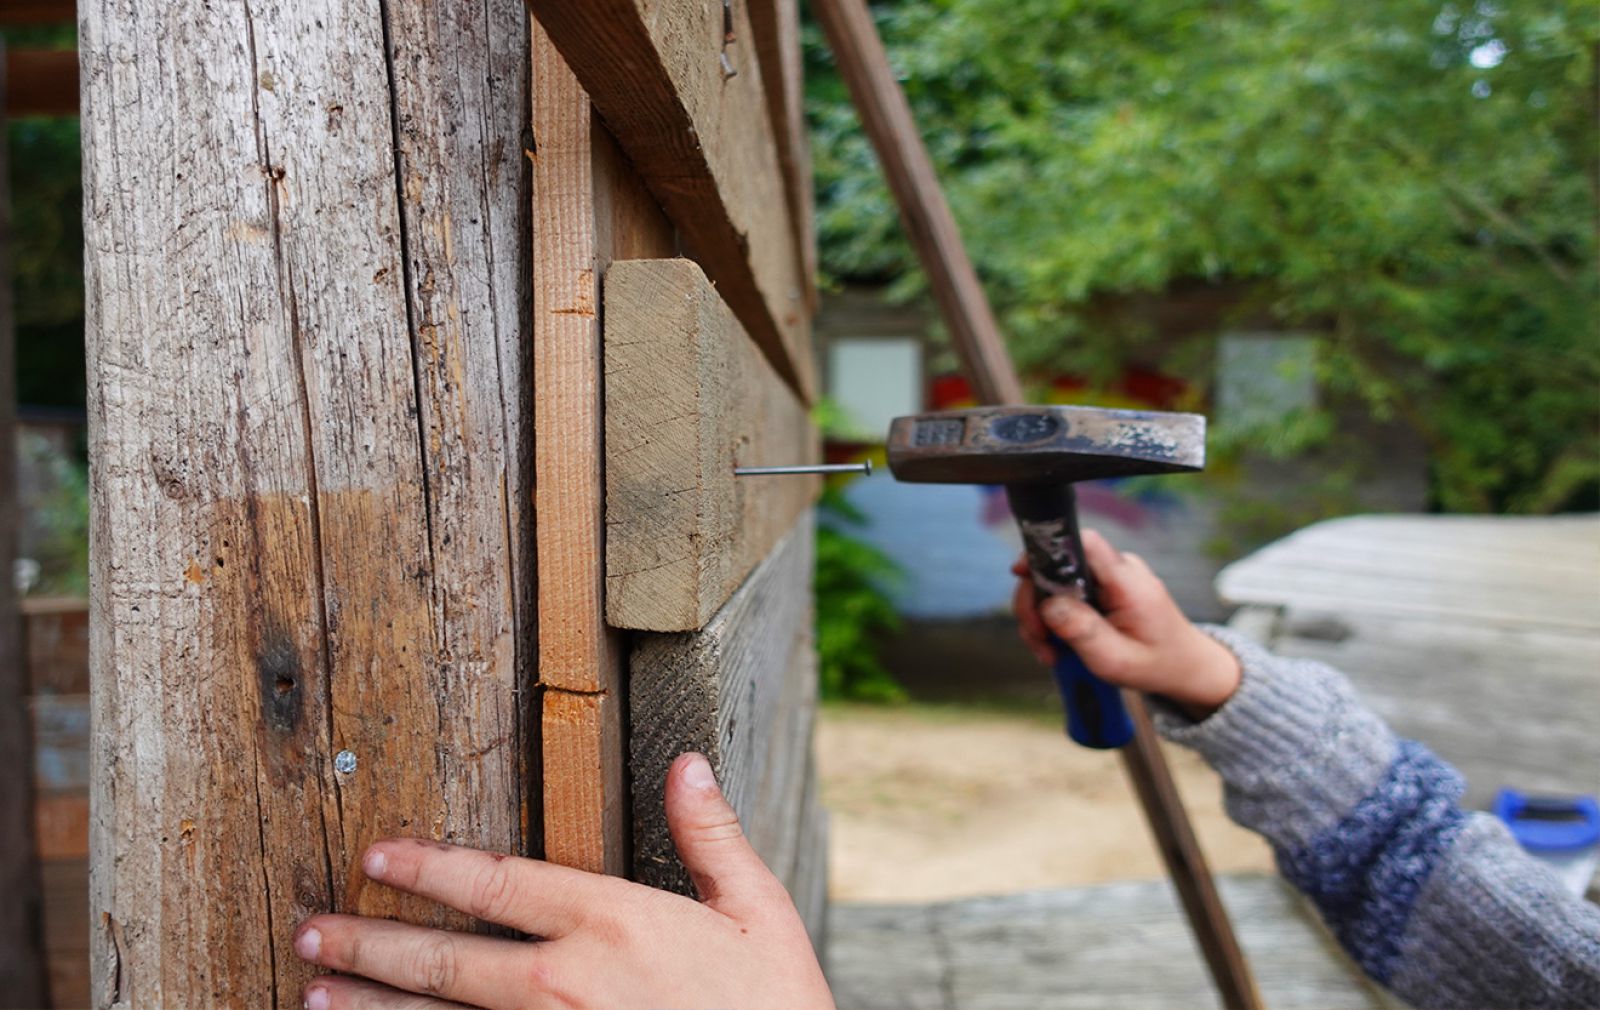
left=816, top=702, right=1275, bottom=903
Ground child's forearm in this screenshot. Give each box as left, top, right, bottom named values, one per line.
left=1152, top=627, right=1600, bottom=1009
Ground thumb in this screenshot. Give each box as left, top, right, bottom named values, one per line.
left=1039, top=595, right=1143, bottom=685
left=665, top=752, right=782, bottom=917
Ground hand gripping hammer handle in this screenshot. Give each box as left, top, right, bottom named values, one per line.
left=1004, top=482, right=1136, bottom=749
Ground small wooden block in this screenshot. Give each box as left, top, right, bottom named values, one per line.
left=541, top=688, right=626, bottom=876
left=604, top=258, right=818, bottom=631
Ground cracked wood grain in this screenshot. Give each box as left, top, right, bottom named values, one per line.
left=531, top=23, right=676, bottom=874
left=524, top=0, right=816, bottom=401
left=82, top=1, right=533, bottom=1005
left=603, top=258, right=817, bottom=631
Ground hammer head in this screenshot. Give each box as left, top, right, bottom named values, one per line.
left=886, top=405, right=1205, bottom=486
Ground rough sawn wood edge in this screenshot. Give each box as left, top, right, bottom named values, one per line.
left=603, top=257, right=817, bottom=632
left=523, top=0, right=816, bottom=401
left=628, top=517, right=825, bottom=938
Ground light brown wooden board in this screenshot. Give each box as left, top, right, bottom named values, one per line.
left=81, top=1, right=533, bottom=1004
left=0, top=42, right=50, bottom=1001
left=630, top=517, right=824, bottom=937
left=531, top=23, right=676, bottom=874
left=748, top=0, right=817, bottom=313
left=604, top=258, right=818, bottom=632
left=524, top=0, right=815, bottom=401
left=5, top=48, right=77, bottom=116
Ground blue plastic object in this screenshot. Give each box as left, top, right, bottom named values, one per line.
left=1492, top=788, right=1600, bottom=853
left=1049, top=634, right=1135, bottom=749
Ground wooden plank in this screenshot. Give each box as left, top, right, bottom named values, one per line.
left=5, top=49, right=77, bottom=117
left=809, top=0, right=1021, bottom=405
left=630, top=517, right=817, bottom=900
left=541, top=691, right=627, bottom=877
left=604, top=258, right=818, bottom=631
left=748, top=0, right=817, bottom=313
left=41, top=860, right=89, bottom=1010
left=21, top=598, right=89, bottom=694
left=531, top=24, right=676, bottom=873
left=1237, top=610, right=1600, bottom=806
left=0, top=1, right=76, bottom=26
left=0, top=40, right=50, bottom=1001
left=523, top=0, right=815, bottom=400
left=1121, top=695, right=1263, bottom=1010
left=30, top=694, right=87, bottom=792
left=827, top=877, right=1386, bottom=1010
left=81, top=1, right=532, bottom=1003
left=1217, top=514, right=1600, bottom=632
left=34, top=792, right=88, bottom=861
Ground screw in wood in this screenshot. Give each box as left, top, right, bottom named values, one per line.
left=333, top=750, right=358, bottom=775
left=734, top=461, right=873, bottom=476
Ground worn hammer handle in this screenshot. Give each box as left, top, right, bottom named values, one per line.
left=1004, top=483, right=1135, bottom=749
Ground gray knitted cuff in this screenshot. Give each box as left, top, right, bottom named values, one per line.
left=1150, top=625, right=1401, bottom=851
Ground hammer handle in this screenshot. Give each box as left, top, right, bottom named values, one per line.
left=1004, top=483, right=1135, bottom=749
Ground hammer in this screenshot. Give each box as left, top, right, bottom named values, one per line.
left=885, top=404, right=1205, bottom=748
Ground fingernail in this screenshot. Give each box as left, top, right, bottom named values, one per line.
left=681, top=753, right=716, bottom=791
left=363, top=848, right=387, bottom=879
left=1041, top=596, right=1076, bottom=623
left=304, top=985, right=329, bottom=1010
left=294, top=925, right=321, bottom=960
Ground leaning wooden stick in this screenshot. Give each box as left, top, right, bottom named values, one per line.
left=808, top=1, right=1263, bottom=1006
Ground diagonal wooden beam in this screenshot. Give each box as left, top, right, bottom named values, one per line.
left=809, top=1, right=1263, bottom=1006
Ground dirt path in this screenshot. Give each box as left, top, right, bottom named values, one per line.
left=816, top=702, right=1275, bottom=902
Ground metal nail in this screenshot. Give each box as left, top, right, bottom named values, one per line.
left=734, top=461, right=873, bottom=476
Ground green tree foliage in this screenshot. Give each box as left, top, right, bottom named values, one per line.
left=815, top=486, right=907, bottom=701
left=807, top=0, right=1599, bottom=512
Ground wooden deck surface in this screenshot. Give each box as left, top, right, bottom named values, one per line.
left=1219, top=513, right=1600, bottom=805
left=826, top=875, right=1393, bottom=1010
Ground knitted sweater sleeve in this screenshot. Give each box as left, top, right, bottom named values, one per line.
left=1150, top=625, right=1600, bottom=1010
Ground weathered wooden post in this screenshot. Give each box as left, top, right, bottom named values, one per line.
left=0, top=39, right=52, bottom=1010
left=81, top=2, right=535, bottom=1004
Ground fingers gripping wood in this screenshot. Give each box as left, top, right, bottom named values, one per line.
left=363, top=840, right=597, bottom=937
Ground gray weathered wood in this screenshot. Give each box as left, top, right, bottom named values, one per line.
left=0, top=39, right=50, bottom=1004
left=1217, top=513, right=1600, bottom=632
left=1220, top=514, right=1600, bottom=806
left=81, top=1, right=533, bottom=1004
left=629, top=517, right=823, bottom=932
left=1242, top=611, right=1600, bottom=806
left=523, top=0, right=816, bottom=400
left=826, top=876, right=1390, bottom=1010
left=604, top=258, right=817, bottom=631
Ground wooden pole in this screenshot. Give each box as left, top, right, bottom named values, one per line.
left=82, top=3, right=535, bottom=1004
left=0, top=41, right=50, bottom=1010
left=808, top=2, right=1263, bottom=1006
left=806, top=0, right=1020, bottom=406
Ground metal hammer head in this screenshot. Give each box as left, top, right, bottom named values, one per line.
left=886, top=405, right=1206, bottom=486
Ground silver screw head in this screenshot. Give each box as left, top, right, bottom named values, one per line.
left=333, top=749, right=358, bottom=775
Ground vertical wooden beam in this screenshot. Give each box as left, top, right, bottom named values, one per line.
left=0, top=41, right=51, bottom=1010
left=82, top=2, right=533, bottom=1005
left=531, top=23, right=675, bottom=875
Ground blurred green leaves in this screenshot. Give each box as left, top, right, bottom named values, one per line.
left=807, top=0, right=1599, bottom=513
left=816, top=486, right=906, bottom=702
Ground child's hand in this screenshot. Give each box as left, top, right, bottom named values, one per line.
left=1012, top=529, right=1242, bottom=719
left=294, top=753, right=834, bottom=1010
